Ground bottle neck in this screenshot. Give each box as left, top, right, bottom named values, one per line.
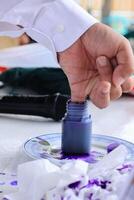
left=65, top=100, right=90, bottom=121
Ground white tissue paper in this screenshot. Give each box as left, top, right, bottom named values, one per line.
left=5, top=159, right=88, bottom=200
left=6, top=159, right=61, bottom=200
left=88, top=145, right=128, bottom=179
left=4, top=145, right=134, bottom=200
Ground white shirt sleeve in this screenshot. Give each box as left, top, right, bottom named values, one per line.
left=0, top=0, right=98, bottom=59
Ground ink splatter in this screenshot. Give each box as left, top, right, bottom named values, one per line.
left=107, top=142, right=120, bottom=153
left=10, top=180, right=17, bottom=186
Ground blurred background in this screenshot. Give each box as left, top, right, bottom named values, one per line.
left=0, top=0, right=134, bottom=49
left=78, top=0, right=134, bottom=34
left=78, top=0, right=134, bottom=51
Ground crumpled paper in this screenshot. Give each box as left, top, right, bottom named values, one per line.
left=5, top=159, right=88, bottom=200
left=4, top=145, right=133, bottom=200
left=88, top=145, right=128, bottom=178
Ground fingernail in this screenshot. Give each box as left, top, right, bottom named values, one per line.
left=97, top=57, right=107, bottom=66
left=115, top=77, right=125, bottom=86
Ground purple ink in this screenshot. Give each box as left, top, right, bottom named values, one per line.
left=61, top=151, right=103, bottom=164
left=68, top=181, right=81, bottom=189
left=40, top=150, right=104, bottom=164
left=117, top=164, right=134, bottom=173
left=87, top=193, right=93, bottom=200
left=107, top=142, right=120, bottom=153
left=62, top=100, right=92, bottom=155
left=10, top=180, right=17, bottom=186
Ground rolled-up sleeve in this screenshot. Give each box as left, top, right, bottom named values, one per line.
left=0, top=0, right=98, bottom=58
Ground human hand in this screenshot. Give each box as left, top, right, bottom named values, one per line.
left=58, top=23, right=134, bottom=108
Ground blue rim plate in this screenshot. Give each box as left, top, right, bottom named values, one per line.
left=23, top=134, right=134, bottom=165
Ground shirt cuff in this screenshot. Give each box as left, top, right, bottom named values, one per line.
left=32, top=0, right=98, bottom=52
left=0, top=0, right=98, bottom=60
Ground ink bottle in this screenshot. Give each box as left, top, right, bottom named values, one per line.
left=62, top=100, right=92, bottom=155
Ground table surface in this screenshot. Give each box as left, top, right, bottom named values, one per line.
left=0, top=44, right=133, bottom=174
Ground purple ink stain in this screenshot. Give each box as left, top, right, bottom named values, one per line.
left=61, top=150, right=104, bottom=164
left=68, top=181, right=81, bottom=189
left=100, top=180, right=111, bottom=189
left=61, top=153, right=96, bottom=163
left=87, top=193, right=93, bottom=200
left=40, top=150, right=104, bottom=167
left=80, top=179, right=111, bottom=190
left=40, top=150, right=104, bottom=164
left=107, top=142, right=120, bottom=153
left=10, top=180, right=18, bottom=186
left=117, top=164, right=134, bottom=173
